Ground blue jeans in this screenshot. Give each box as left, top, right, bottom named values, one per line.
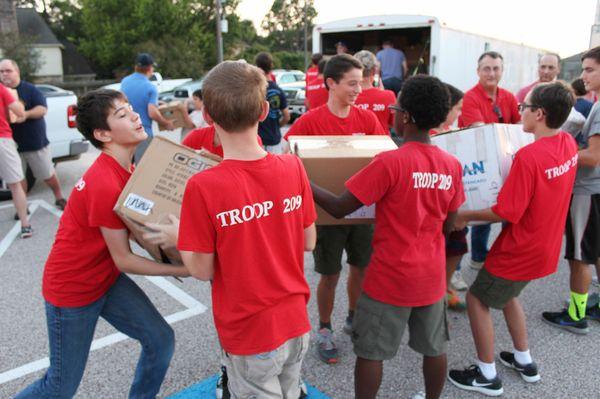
left=15, top=274, right=174, bottom=399
left=470, top=224, right=491, bottom=262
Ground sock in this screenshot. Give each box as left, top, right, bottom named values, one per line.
left=477, top=360, right=497, bottom=380
left=568, top=291, right=588, bottom=321
left=319, top=321, right=332, bottom=330
left=513, top=349, right=532, bottom=365
left=348, top=309, right=355, bottom=319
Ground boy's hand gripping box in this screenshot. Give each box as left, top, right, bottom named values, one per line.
left=431, top=123, right=533, bottom=211
left=288, top=135, right=398, bottom=225
left=114, top=136, right=219, bottom=263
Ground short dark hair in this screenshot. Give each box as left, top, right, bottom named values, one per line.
left=311, top=53, right=323, bottom=66
left=255, top=52, right=274, bottom=74
left=192, top=89, right=202, bottom=100
left=445, top=83, right=464, bottom=107
left=317, top=58, right=328, bottom=74
left=75, top=89, right=127, bottom=149
left=478, top=51, right=504, bottom=64
left=571, top=78, right=587, bottom=96
left=582, top=46, right=600, bottom=64
left=399, top=75, right=450, bottom=131
left=529, top=81, right=574, bottom=129
left=323, top=54, right=362, bottom=89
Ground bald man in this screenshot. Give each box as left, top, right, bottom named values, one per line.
left=516, top=54, right=561, bottom=103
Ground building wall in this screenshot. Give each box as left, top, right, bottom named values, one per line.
left=34, top=46, right=63, bottom=80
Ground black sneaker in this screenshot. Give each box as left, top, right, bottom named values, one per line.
left=343, top=316, right=353, bottom=335
left=215, top=365, right=230, bottom=399
left=587, top=305, right=600, bottom=322
left=498, top=351, right=540, bottom=383
left=448, top=365, right=503, bottom=396
left=20, top=225, right=33, bottom=239
left=542, top=309, right=589, bottom=334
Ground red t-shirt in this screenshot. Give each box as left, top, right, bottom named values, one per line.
left=346, top=142, right=465, bottom=307
left=458, top=83, right=520, bottom=127
left=177, top=154, right=317, bottom=355
left=0, top=84, right=16, bottom=138
left=305, top=66, right=318, bottom=83
left=182, top=126, right=262, bottom=157
left=485, top=132, right=578, bottom=281
left=305, top=77, right=328, bottom=110
left=285, top=104, right=387, bottom=140
left=355, top=88, right=396, bottom=129
left=516, top=81, right=538, bottom=104
left=43, top=153, right=130, bottom=307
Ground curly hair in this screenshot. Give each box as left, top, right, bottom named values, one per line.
left=399, top=75, right=450, bottom=131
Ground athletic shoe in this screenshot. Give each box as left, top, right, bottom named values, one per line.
left=448, top=365, right=503, bottom=396
left=343, top=316, right=353, bottom=335
left=215, top=365, right=230, bottom=399
left=541, top=309, right=589, bottom=334
left=299, top=380, right=308, bottom=399
left=411, top=391, right=426, bottom=399
left=20, top=225, right=33, bottom=239
left=451, top=270, right=469, bottom=291
left=447, top=289, right=466, bottom=311
left=498, top=351, right=540, bottom=383
left=469, top=259, right=484, bottom=270
left=55, top=198, right=67, bottom=210
left=316, top=328, right=338, bottom=364
left=563, top=292, right=599, bottom=309
left=13, top=207, right=31, bottom=221
left=592, top=276, right=599, bottom=287
left=587, top=305, right=600, bottom=322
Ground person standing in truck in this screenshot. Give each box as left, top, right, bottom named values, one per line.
left=376, top=39, right=407, bottom=96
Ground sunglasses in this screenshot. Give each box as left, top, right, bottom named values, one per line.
left=492, top=104, right=504, bottom=123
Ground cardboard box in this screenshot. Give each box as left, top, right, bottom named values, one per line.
left=114, top=136, right=219, bottom=263
left=289, top=135, right=398, bottom=225
left=431, top=123, right=533, bottom=211
left=158, top=101, right=187, bottom=131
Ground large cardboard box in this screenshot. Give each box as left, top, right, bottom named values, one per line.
left=158, top=101, right=187, bottom=131
left=289, top=135, right=398, bottom=225
left=114, top=136, right=219, bottom=263
left=431, top=123, right=533, bottom=211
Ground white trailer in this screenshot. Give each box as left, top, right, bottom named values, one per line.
left=312, top=15, right=549, bottom=93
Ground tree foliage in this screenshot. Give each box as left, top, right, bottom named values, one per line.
left=0, top=32, right=42, bottom=80
left=261, top=0, right=317, bottom=52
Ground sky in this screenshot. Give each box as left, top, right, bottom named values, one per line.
left=236, top=0, right=598, bottom=57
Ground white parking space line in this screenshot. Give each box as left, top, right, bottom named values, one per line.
left=0, top=200, right=209, bottom=386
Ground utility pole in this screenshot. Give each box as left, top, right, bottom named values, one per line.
left=303, top=0, right=308, bottom=71
left=215, top=0, right=223, bottom=63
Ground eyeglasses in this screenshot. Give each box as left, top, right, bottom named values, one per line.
left=492, top=104, right=504, bottom=123
left=390, top=104, right=416, bottom=123
left=518, top=103, right=543, bottom=113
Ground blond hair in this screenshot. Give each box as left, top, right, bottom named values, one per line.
left=202, top=61, right=267, bottom=132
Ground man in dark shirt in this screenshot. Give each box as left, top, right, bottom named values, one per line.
left=0, top=59, right=66, bottom=210
left=255, top=52, right=290, bottom=154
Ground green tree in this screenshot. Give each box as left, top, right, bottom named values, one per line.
left=0, top=32, right=42, bottom=80
left=261, top=0, right=317, bottom=52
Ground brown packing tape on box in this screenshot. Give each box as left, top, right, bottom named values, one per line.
left=289, top=135, right=397, bottom=225
left=114, top=136, right=219, bottom=263
left=158, top=101, right=187, bottom=131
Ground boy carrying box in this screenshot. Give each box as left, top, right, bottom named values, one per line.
left=448, top=82, right=577, bottom=396
left=311, top=75, right=464, bottom=399
left=14, top=89, right=189, bottom=399
left=161, top=61, right=317, bottom=398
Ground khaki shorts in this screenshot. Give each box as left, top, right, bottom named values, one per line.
left=313, top=224, right=373, bottom=275
left=469, top=268, right=529, bottom=309
left=21, top=145, right=55, bottom=181
left=352, top=294, right=448, bottom=360
left=222, top=333, right=309, bottom=399
left=0, top=138, right=24, bottom=184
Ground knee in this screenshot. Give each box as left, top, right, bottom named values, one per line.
left=320, top=274, right=340, bottom=289
left=146, top=323, right=175, bottom=362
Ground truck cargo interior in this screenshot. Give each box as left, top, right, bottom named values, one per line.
left=321, top=27, right=431, bottom=75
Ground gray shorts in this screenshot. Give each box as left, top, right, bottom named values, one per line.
left=469, top=268, right=529, bottom=309
left=0, top=138, right=24, bottom=184
left=21, top=145, right=55, bottom=181
left=352, top=294, right=448, bottom=360
left=222, top=333, right=309, bottom=399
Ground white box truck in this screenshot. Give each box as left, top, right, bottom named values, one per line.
left=312, top=15, right=548, bottom=93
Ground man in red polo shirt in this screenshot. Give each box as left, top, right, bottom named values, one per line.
left=458, top=51, right=520, bottom=271
left=305, top=58, right=329, bottom=111
left=354, top=50, right=396, bottom=131
left=516, top=53, right=561, bottom=103
left=285, top=54, right=386, bottom=365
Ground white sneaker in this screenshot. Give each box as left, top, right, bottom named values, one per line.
left=451, top=270, right=468, bottom=291
left=411, top=391, right=426, bottom=399
left=469, top=259, right=484, bottom=270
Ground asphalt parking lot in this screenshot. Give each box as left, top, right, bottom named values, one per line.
left=1, top=143, right=600, bottom=399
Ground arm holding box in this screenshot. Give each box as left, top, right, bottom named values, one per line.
left=454, top=208, right=505, bottom=230
left=310, top=182, right=363, bottom=219
left=180, top=251, right=215, bottom=281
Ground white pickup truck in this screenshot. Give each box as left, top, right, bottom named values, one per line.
left=0, top=84, right=88, bottom=201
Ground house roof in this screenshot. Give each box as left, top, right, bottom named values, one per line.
left=16, top=7, right=62, bottom=46
left=61, top=39, right=95, bottom=76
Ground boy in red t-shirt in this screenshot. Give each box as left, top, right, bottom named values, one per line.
left=182, top=125, right=263, bottom=158
left=305, top=58, right=329, bottom=111
left=448, top=82, right=578, bottom=396
left=14, top=89, right=189, bottom=399
left=175, top=61, right=317, bottom=398
left=311, top=75, right=464, bottom=399
left=285, top=54, right=386, bottom=366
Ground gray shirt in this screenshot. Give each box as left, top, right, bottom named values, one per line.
left=574, top=101, right=600, bottom=194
